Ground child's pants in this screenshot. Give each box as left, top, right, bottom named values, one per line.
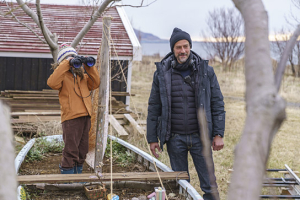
left=61, top=116, right=91, bottom=169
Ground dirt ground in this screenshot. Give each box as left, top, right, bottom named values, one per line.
left=19, top=153, right=180, bottom=200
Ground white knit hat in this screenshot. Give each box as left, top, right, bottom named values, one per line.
left=57, top=43, right=77, bottom=63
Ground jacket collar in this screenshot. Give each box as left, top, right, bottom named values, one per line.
left=158, top=50, right=203, bottom=72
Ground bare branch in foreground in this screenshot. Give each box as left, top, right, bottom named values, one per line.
left=197, top=108, right=219, bottom=200
left=275, top=24, right=300, bottom=92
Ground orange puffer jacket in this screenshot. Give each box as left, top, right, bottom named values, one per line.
left=47, top=59, right=100, bottom=123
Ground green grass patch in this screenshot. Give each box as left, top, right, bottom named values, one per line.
left=26, top=138, right=64, bottom=162
left=105, top=139, right=135, bottom=167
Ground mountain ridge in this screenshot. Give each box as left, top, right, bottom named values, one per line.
left=133, top=28, right=167, bottom=43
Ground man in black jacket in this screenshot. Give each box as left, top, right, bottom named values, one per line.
left=147, top=28, right=225, bottom=200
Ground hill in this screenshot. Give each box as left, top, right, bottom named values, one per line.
left=133, top=28, right=167, bottom=43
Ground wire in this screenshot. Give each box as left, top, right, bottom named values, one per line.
left=70, top=66, right=95, bottom=99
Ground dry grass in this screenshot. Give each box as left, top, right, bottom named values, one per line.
left=24, top=55, right=300, bottom=199
left=128, top=56, right=300, bottom=200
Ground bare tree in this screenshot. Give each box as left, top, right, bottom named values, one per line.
left=2, top=0, right=155, bottom=61
left=201, top=7, right=244, bottom=71
left=272, top=28, right=300, bottom=77
left=227, top=0, right=300, bottom=199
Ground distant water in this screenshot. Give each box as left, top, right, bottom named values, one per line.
left=140, top=41, right=208, bottom=59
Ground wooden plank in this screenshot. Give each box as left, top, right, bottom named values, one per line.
left=109, top=115, right=128, bottom=139
left=30, top=58, right=39, bottom=90
left=8, top=104, right=60, bottom=108
left=11, top=117, right=61, bottom=123
left=12, top=97, right=59, bottom=100
left=124, top=114, right=145, bottom=135
left=111, top=92, right=135, bottom=96
left=6, top=57, right=15, bottom=90
left=112, top=113, right=137, bottom=120
left=38, top=58, right=45, bottom=90
left=4, top=90, right=58, bottom=94
left=1, top=99, right=59, bottom=104
left=17, top=116, right=61, bottom=122
left=6, top=94, right=58, bottom=97
left=0, top=57, right=7, bottom=91
left=22, top=58, right=31, bottom=90
left=14, top=57, right=23, bottom=90
left=25, top=110, right=61, bottom=112
left=18, top=172, right=189, bottom=184
left=11, top=111, right=61, bottom=117
left=117, top=119, right=126, bottom=125
left=94, top=16, right=111, bottom=173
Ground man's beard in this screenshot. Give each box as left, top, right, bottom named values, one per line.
left=176, top=53, right=189, bottom=64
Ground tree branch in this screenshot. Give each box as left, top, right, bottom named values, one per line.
left=4, top=1, right=46, bottom=44
left=275, top=24, right=300, bottom=92
left=16, top=0, right=54, bottom=39
left=112, top=0, right=157, bottom=8
left=35, top=0, right=57, bottom=49
left=71, top=0, right=114, bottom=48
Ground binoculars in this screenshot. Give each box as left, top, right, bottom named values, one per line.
left=69, top=56, right=96, bottom=68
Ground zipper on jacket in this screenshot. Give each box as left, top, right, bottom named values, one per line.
left=178, top=70, right=189, bottom=134
left=183, top=82, right=188, bottom=134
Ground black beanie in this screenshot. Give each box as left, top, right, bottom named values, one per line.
left=169, top=27, right=192, bottom=52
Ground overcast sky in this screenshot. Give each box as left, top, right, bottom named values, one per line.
left=36, top=0, right=300, bottom=40
left=122, top=0, right=299, bottom=40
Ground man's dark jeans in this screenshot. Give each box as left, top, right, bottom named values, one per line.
left=166, top=133, right=219, bottom=200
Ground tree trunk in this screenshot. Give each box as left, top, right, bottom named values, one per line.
left=0, top=101, right=17, bottom=200
left=228, top=0, right=286, bottom=199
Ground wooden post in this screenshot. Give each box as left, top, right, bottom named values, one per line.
left=0, top=101, right=17, bottom=199
left=94, top=16, right=112, bottom=173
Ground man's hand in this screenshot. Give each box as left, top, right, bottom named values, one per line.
left=150, top=142, right=162, bottom=158
left=212, top=136, right=224, bottom=151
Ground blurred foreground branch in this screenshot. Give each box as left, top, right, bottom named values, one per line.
left=0, top=101, right=17, bottom=199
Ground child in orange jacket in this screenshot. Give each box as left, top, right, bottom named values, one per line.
left=47, top=43, right=100, bottom=174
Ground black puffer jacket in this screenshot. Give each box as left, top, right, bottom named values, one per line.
left=170, top=64, right=198, bottom=134
left=147, top=51, right=225, bottom=150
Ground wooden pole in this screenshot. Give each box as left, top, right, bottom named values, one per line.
left=0, top=101, right=17, bottom=199
left=94, top=16, right=112, bottom=173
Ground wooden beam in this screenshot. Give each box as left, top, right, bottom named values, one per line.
left=6, top=94, right=58, bottom=98
left=4, top=90, right=58, bottom=94
left=18, top=172, right=189, bottom=184
left=109, top=115, right=129, bottom=139
left=11, top=116, right=61, bottom=123
left=94, top=16, right=112, bottom=173
left=112, top=113, right=137, bottom=120
left=124, top=114, right=145, bottom=135
left=111, top=92, right=135, bottom=96
left=11, top=111, right=61, bottom=117
left=12, top=97, right=59, bottom=100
